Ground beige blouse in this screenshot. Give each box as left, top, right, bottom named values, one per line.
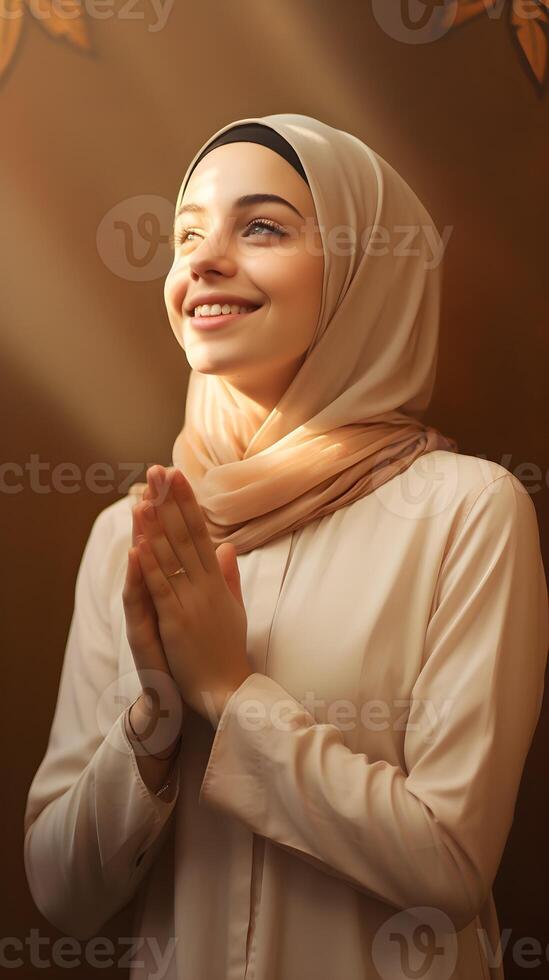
left=24, top=449, right=548, bottom=980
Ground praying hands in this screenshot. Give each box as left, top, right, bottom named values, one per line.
left=123, top=464, right=252, bottom=732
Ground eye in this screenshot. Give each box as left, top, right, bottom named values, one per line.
left=245, top=219, right=286, bottom=238
left=169, top=217, right=286, bottom=249
left=171, top=227, right=198, bottom=247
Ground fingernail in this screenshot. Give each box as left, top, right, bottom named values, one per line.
left=148, top=469, right=168, bottom=504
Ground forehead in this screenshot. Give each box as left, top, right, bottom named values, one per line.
left=181, top=141, right=315, bottom=219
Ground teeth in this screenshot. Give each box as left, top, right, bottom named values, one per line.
left=193, top=303, right=255, bottom=317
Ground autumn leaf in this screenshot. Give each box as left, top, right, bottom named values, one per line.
left=446, top=0, right=549, bottom=90
left=30, top=0, right=90, bottom=50
left=509, top=0, right=548, bottom=84
left=450, top=0, right=503, bottom=26
left=0, top=0, right=91, bottom=82
left=0, top=0, right=24, bottom=79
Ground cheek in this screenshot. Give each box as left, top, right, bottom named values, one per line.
left=279, top=254, right=323, bottom=320
left=164, top=268, right=175, bottom=307
left=264, top=247, right=322, bottom=298
left=164, top=266, right=187, bottom=320
left=265, top=259, right=321, bottom=351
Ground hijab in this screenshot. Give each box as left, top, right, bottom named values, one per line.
left=130, top=113, right=458, bottom=555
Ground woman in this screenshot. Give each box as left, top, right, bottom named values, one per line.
left=24, top=114, right=548, bottom=980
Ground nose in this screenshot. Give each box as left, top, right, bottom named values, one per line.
left=188, top=228, right=237, bottom=280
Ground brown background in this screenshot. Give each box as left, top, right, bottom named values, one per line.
left=2, top=2, right=548, bottom=978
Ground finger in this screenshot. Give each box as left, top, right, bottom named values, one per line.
left=132, top=497, right=150, bottom=549
left=149, top=465, right=219, bottom=579
left=124, top=545, right=158, bottom=622
left=131, top=505, right=161, bottom=611
left=131, top=501, right=153, bottom=571
left=129, top=545, right=142, bottom=585
left=147, top=467, right=204, bottom=582
left=124, top=546, right=145, bottom=600
left=132, top=501, right=172, bottom=631
left=123, top=547, right=169, bottom=674
left=132, top=505, right=141, bottom=550
left=138, top=499, right=191, bottom=601
left=135, top=533, right=182, bottom=620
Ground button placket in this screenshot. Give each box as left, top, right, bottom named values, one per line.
left=241, top=532, right=294, bottom=978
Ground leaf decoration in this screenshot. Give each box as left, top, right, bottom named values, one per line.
left=29, top=0, right=91, bottom=50
left=447, top=0, right=549, bottom=90
left=510, top=1, right=548, bottom=85
left=451, top=0, right=502, bottom=26
left=0, top=0, right=24, bottom=80
left=0, top=0, right=91, bottom=84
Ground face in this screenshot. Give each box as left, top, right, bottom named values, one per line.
left=164, top=141, right=324, bottom=413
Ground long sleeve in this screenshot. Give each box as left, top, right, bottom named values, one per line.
left=23, top=501, right=181, bottom=940
left=198, top=473, right=548, bottom=932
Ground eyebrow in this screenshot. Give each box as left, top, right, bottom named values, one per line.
left=174, top=193, right=304, bottom=223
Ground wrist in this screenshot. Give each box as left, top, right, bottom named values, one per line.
left=127, top=690, right=184, bottom=758
left=210, top=670, right=254, bottom=727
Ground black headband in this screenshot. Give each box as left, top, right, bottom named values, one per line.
left=182, top=123, right=309, bottom=194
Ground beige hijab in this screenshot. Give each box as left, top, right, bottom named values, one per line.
left=131, top=113, right=458, bottom=555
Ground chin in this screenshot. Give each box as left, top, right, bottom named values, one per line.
left=185, top=351, right=235, bottom=376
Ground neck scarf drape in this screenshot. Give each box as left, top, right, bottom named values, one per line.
left=132, top=113, right=458, bottom=555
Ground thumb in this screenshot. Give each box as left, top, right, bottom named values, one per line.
left=216, top=542, right=244, bottom=607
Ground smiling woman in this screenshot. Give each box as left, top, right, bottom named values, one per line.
left=165, top=117, right=459, bottom=555
left=23, top=113, right=548, bottom=980
left=163, top=132, right=325, bottom=415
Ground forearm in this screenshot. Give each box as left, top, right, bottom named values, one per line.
left=24, top=709, right=181, bottom=939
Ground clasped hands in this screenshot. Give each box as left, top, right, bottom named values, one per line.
left=123, top=464, right=252, bottom=734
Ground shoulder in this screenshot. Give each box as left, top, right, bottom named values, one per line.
left=89, top=492, right=134, bottom=543
left=348, top=449, right=538, bottom=541
left=398, top=448, right=528, bottom=507
left=422, top=450, right=536, bottom=519
left=80, top=493, right=135, bottom=598
left=414, top=451, right=542, bottom=558
left=409, top=448, right=519, bottom=494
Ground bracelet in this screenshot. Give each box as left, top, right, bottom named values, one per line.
left=127, top=696, right=183, bottom=761
left=155, top=756, right=178, bottom=798
left=155, top=780, right=171, bottom=798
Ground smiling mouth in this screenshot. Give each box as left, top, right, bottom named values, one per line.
left=188, top=307, right=262, bottom=330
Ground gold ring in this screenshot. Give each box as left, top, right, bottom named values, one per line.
left=167, top=566, right=187, bottom=579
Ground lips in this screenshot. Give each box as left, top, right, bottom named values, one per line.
left=190, top=307, right=261, bottom=331
left=191, top=303, right=259, bottom=317
left=186, top=299, right=262, bottom=315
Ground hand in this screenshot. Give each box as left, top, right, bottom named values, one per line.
left=123, top=479, right=189, bottom=751
left=132, top=464, right=252, bottom=727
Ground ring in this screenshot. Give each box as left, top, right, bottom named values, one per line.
left=167, top=566, right=187, bottom=579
